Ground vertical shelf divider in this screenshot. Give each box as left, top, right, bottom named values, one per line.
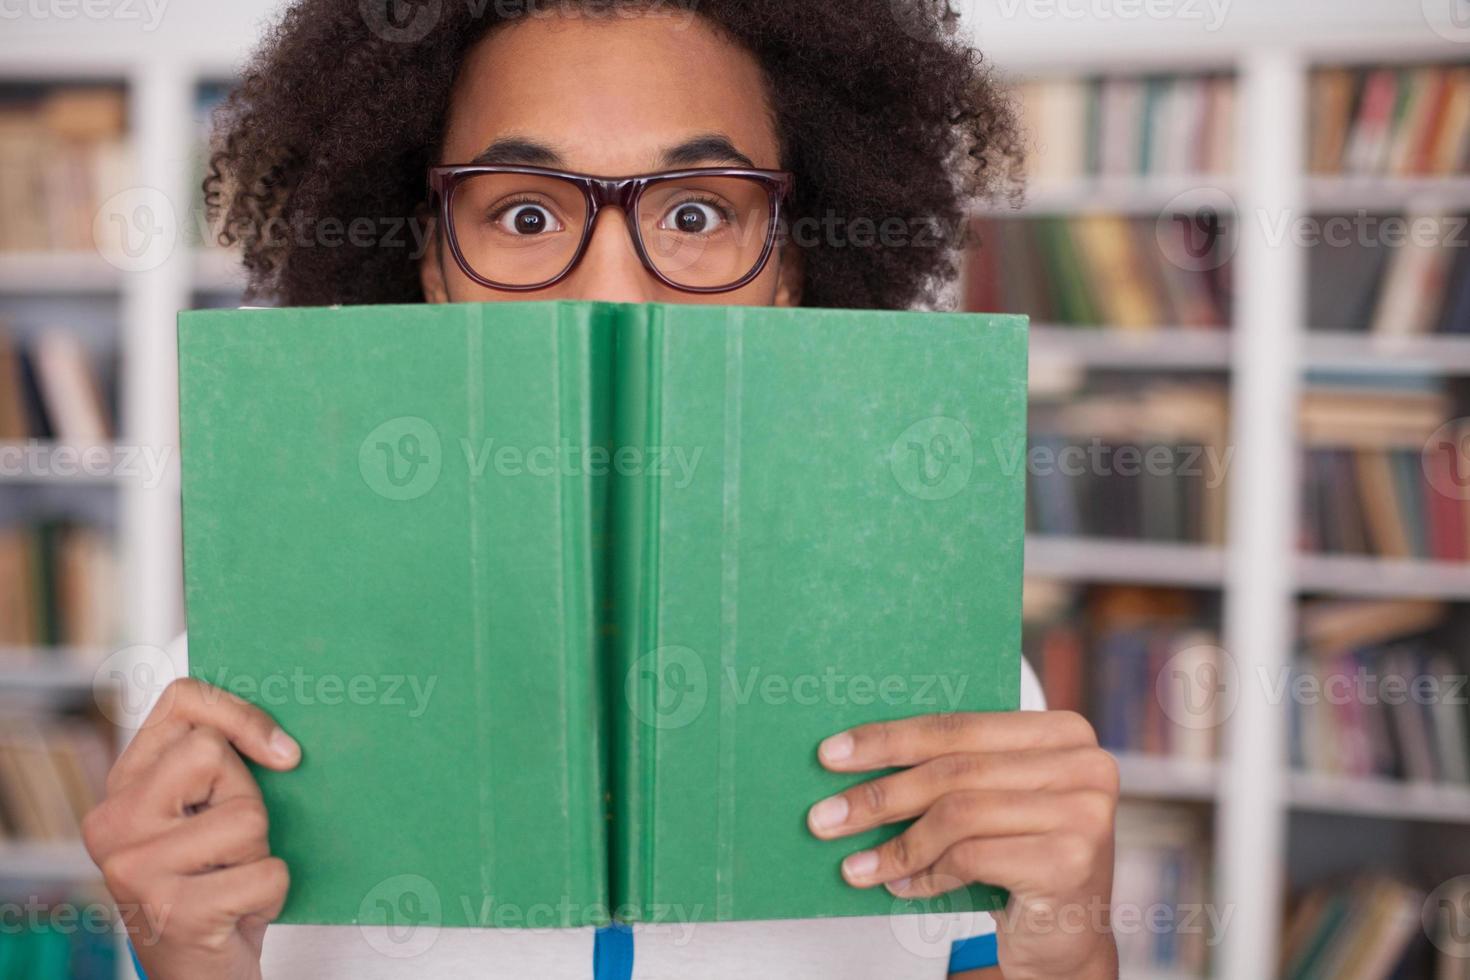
left=1216, top=47, right=1305, bottom=980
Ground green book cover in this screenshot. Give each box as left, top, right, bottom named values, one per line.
left=178, top=300, right=1028, bottom=929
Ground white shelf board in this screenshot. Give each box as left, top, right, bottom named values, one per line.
left=1305, top=175, right=1470, bottom=212
left=1031, top=326, right=1232, bottom=371
left=0, top=841, right=98, bottom=881
left=1289, top=771, right=1470, bottom=824
left=1302, top=333, right=1470, bottom=375
left=1295, top=554, right=1470, bottom=600
left=0, top=648, right=111, bottom=693
left=0, top=252, right=122, bottom=295
left=1025, top=537, right=1226, bottom=588
left=1114, top=752, right=1219, bottom=802
left=974, top=176, right=1236, bottom=217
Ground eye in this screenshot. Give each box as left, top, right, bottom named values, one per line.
left=495, top=202, right=564, bottom=236
left=660, top=200, right=729, bottom=235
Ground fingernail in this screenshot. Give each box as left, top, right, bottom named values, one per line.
left=270, top=727, right=300, bottom=764
left=887, top=877, right=912, bottom=896
left=842, top=850, right=879, bottom=882
left=819, top=733, right=854, bottom=764
left=808, top=795, right=849, bottom=833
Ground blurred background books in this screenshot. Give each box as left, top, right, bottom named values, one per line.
left=965, top=26, right=1470, bottom=980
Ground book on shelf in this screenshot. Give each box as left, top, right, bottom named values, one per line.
left=1024, top=586, right=1222, bottom=761
left=179, top=300, right=1027, bottom=927
left=966, top=216, right=1231, bottom=330
left=0, top=714, right=110, bottom=843
left=0, top=325, right=114, bottom=444
left=1310, top=64, right=1470, bottom=177
left=1291, top=599, right=1470, bottom=785
left=0, top=911, right=118, bottom=980
left=1013, top=73, right=1234, bottom=183
left=0, top=523, right=116, bottom=650
left=1026, top=380, right=1230, bottom=545
left=0, top=86, right=130, bottom=254
left=1112, top=801, right=1213, bottom=977
left=1308, top=210, right=1470, bottom=335
left=1281, top=877, right=1449, bottom=980
left=1298, top=379, right=1467, bottom=560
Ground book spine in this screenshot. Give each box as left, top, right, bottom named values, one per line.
left=557, top=301, right=615, bottom=924
left=608, top=302, right=662, bottom=921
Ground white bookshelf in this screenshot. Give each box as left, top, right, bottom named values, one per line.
left=987, top=7, right=1470, bottom=978
left=974, top=175, right=1238, bottom=217
left=0, top=841, right=100, bottom=882
left=0, top=29, right=247, bottom=980
left=0, top=3, right=1467, bottom=979
left=1026, top=537, right=1228, bottom=587
left=1114, top=752, right=1220, bottom=802
left=1030, top=325, right=1233, bottom=370
left=1289, top=771, right=1470, bottom=824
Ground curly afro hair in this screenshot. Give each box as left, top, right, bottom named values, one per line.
left=205, top=0, right=1023, bottom=310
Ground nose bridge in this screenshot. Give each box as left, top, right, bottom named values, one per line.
left=590, top=176, right=640, bottom=212
left=567, top=183, right=654, bottom=303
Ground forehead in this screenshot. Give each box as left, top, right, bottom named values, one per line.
left=440, top=12, right=781, bottom=174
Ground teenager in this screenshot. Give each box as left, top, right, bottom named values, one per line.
left=83, top=3, right=1121, bottom=977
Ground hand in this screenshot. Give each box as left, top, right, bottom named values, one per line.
left=807, top=710, right=1119, bottom=980
left=82, top=678, right=301, bottom=980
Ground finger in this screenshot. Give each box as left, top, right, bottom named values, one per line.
left=809, top=747, right=1120, bottom=840
left=897, top=825, right=1111, bottom=908
left=138, top=726, right=262, bottom=819
left=839, top=790, right=1094, bottom=889
left=179, top=857, right=291, bottom=925
left=133, top=796, right=272, bottom=875
left=88, top=728, right=264, bottom=860
left=887, top=835, right=1052, bottom=899
left=818, top=711, right=1098, bottom=773
left=111, top=679, right=299, bottom=792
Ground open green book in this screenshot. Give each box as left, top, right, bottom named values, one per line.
left=178, top=301, right=1028, bottom=929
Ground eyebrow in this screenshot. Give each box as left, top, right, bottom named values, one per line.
left=466, top=133, right=759, bottom=171
left=659, top=134, right=757, bottom=169
left=468, top=137, right=567, bottom=167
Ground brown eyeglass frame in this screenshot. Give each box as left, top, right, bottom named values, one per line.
left=427, top=164, right=795, bottom=294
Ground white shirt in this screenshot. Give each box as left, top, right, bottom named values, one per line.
left=143, top=637, right=1044, bottom=979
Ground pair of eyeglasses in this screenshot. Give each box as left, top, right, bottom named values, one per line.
left=427, top=165, right=795, bottom=294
